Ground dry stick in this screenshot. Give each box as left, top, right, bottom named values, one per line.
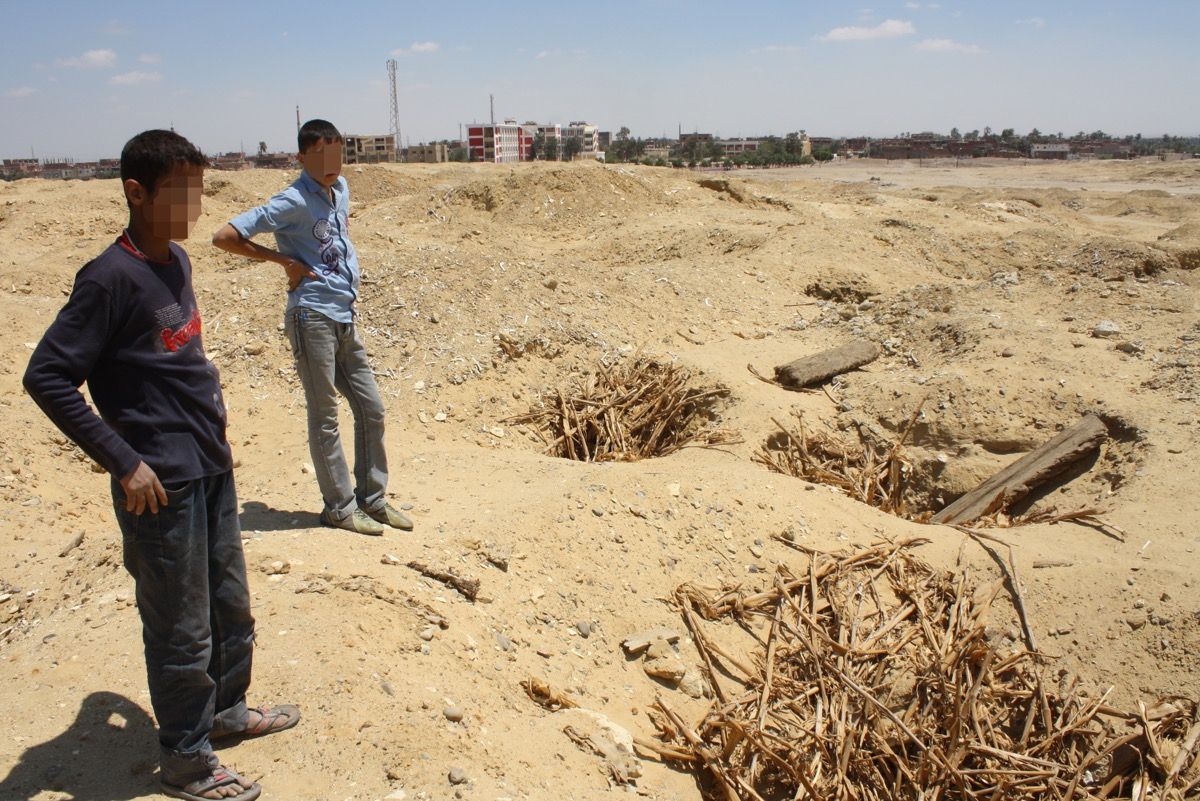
left=958, top=526, right=1038, bottom=653
left=679, top=604, right=730, bottom=707
left=1163, top=716, right=1200, bottom=794
left=406, top=561, right=480, bottom=601
left=788, top=603, right=929, bottom=753
left=748, top=594, right=784, bottom=783
left=655, top=698, right=760, bottom=801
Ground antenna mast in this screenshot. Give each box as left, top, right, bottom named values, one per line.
left=386, top=59, right=402, bottom=161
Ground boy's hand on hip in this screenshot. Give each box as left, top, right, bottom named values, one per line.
left=120, top=462, right=167, bottom=515
left=283, top=259, right=318, bottom=292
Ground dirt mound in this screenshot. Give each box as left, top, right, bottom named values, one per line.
left=2, top=159, right=1199, bottom=801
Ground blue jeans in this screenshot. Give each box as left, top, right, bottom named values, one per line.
left=285, top=306, right=389, bottom=519
left=111, top=470, right=254, bottom=784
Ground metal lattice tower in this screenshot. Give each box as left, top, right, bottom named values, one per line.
left=386, top=59, right=401, bottom=158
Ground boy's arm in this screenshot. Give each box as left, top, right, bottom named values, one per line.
left=212, top=224, right=316, bottom=291
left=212, top=192, right=318, bottom=292
left=22, top=280, right=167, bottom=514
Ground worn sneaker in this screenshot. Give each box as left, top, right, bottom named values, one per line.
left=364, top=502, right=414, bottom=531
left=319, top=508, right=385, bottom=536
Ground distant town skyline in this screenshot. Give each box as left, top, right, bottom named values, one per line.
left=2, top=0, right=1198, bottom=162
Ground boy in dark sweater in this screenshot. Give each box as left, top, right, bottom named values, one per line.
left=24, top=130, right=298, bottom=801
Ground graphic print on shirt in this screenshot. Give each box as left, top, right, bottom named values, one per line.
left=158, top=305, right=203, bottom=352
left=313, top=216, right=340, bottom=277
left=154, top=303, right=186, bottom=330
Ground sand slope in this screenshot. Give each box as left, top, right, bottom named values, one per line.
left=1, top=157, right=1198, bottom=800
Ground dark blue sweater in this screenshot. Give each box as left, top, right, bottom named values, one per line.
left=23, top=236, right=232, bottom=483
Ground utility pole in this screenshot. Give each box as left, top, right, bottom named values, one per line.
left=386, top=58, right=402, bottom=162
left=295, top=106, right=300, bottom=132
left=489, top=94, right=495, bottom=126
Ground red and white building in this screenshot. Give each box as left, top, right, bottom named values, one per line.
left=465, top=121, right=523, bottom=163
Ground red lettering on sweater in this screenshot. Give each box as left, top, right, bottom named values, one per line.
left=160, top=308, right=202, bottom=352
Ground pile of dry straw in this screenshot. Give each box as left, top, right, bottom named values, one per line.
left=509, top=356, right=739, bottom=461
left=641, top=539, right=1199, bottom=801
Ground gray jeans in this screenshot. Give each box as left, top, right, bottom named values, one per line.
left=285, top=306, right=388, bottom=519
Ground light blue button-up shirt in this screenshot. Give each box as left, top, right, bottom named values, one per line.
left=229, top=171, right=360, bottom=323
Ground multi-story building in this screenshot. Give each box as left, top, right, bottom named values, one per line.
left=562, top=121, right=600, bottom=157
left=520, top=122, right=561, bottom=160
left=249, top=152, right=297, bottom=169
left=343, top=134, right=397, bottom=164
left=465, top=122, right=522, bottom=163
left=210, top=152, right=251, bottom=171
left=404, top=143, right=449, bottom=163
left=717, top=138, right=759, bottom=158
left=1, top=158, right=42, bottom=179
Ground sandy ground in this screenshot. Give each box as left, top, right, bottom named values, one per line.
left=0, top=156, right=1198, bottom=801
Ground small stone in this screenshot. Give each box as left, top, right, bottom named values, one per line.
left=434, top=412, right=447, bottom=422
left=381, top=553, right=402, bottom=566
left=643, top=639, right=686, bottom=683
left=495, top=632, right=514, bottom=651
left=749, top=543, right=764, bottom=558
left=262, top=559, right=290, bottom=576
left=592, top=507, right=604, bottom=517
left=244, top=343, right=266, bottom=356
left=386, top=767, right=405, bottom=781
left=1092, top=320, right=1121, bottom=338
left=443, top=705, right=464, bottom=722
left=301, top=463, right=315, bottom=475
left=679, top=666, right=708, bottom=699
left=448, top=767, right=467, bottom=785
left=419, top=627, right=436, bottom=641
left=1126, top=612, right=1148, bottom=630
left=576, top=621, right=592, bottom=638
left=543, top=277, right=558, bottom=290
left=1001, top=348, right=1015, bottom=358
left=1116, top=340, right=1144, bottom=355
left=385, top=790, right=408, bottom=800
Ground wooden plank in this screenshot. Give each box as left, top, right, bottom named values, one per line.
left=931, top=415, right=1109, bottom=526
left=773, top=340, right=881, bottom=389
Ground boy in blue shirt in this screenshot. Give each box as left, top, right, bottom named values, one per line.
left=25, top=129, right=298, bottom=801
left=213, top=119, right=411, bottom=536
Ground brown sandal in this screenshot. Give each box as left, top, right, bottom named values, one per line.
left=161, top=765, right=261, bottom=801
left=212, top=704, right=300, bottom=741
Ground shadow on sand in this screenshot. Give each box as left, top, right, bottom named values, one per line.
left=239, top=501, right=320, bottom=533
left=0, top=691, right=159, bottom=801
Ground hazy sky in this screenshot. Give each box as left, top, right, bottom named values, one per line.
left=2, top=0, right=1197, bottom=161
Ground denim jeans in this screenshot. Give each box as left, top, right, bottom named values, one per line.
left=111, top=470, right=254, bottom=784
left=285, top=306, right=389, bottom=519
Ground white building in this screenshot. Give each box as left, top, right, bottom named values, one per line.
left=562, top=121, right=600, bottom=157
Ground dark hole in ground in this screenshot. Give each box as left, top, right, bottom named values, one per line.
left=758, top=412, right=1142, bottom=524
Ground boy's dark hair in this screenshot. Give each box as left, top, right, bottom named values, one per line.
left=298, top=119, right=343, bottom=153
left=120, top=130, right=206, bottom=195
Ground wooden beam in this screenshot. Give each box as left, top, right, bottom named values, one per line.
left=773, top=340, right=880, bottom=389
left=931, top=415, right=1109, bottom=526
